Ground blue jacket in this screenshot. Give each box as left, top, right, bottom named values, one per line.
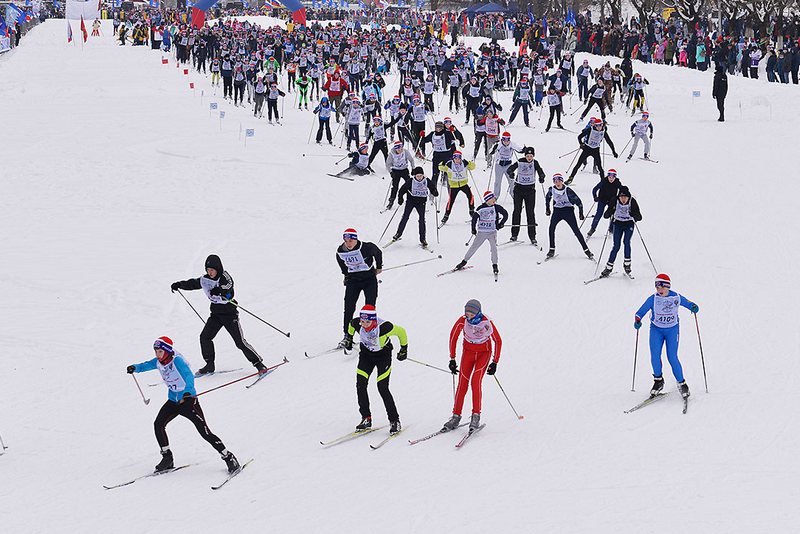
left=133, top=353, right=196, bottom=402
left=635, top=291, right=696, bottom=329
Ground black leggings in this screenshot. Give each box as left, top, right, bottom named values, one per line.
left=356, top=347, right=399, bottom=422
left=154, top=399, right=225, bottom=453
left=343, top=277, right=378, bottom=333
left=316, top=118, right=332, bottom=142
left=548, top=207, right=588, bottom=251
left=395, top=197, right=427, bottom=240
left=267, top=99, right=279, bottom=121
left=570, top=147, right=603, bottom=179
left=200, top=313, right=262, bottom=366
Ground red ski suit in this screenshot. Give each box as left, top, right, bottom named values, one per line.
left=449, top=314, right=502, bottom=416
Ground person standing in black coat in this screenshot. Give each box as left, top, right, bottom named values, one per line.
left=712, top=66, right=728, bottom=122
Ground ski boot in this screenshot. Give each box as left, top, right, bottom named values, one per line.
left=530, top=238, right=538, bottom=247
left=678, top=381, right=690, bottom=399
left=196, top=363, right=215, bottom=375
left=355, top=416, right=372, bottom=431
left=386, top=200, right=394, bottom=210
left=643, top=153, right=650, bottom=160
left=391, top=234, right=401, bottom=241
left=626, top=154, right=632, bottom=161
left=337, top=335, right=353, bottom=350
left=587, top=228, right=595, bottom=237
left=469, top=413, right=481, bottom=431
left=454, top=260, right=467, bottom=271
left=254, top=361, right=267, bottom=374
left=440, top=214, right=449, bottom=225
left=546, top=248, right=555, bottom=258
left=601, top=263, right=613, bottom=277
left=623, top=259, right=632, bottom=276
left=155, top=449, right=174, bottom=472
left=492, top=264, right=499, bottom=275
left=389, top=420, right=402, bottom=435
left=650, top=376, right=665, bottom=396
left=584, top=248, right=594, bottom=260
left=420, top=240, right=428, bottom=247
left=509, top=235, right=518, bottom=241
left=222, top=451, right=240, bottom=474
left=441, top=414, right=461, bottom=432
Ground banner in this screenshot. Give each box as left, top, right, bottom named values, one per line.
left=0, top=36, right=9, bottom=53
left=65, top=0, right=99, bottom=21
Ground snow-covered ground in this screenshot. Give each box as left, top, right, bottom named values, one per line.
left=1, top=19, right=799, bottom=533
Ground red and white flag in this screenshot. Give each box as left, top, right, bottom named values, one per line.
left=67, top=20, right=73, bottom=43
left=80, top=15, right=88, bottom=43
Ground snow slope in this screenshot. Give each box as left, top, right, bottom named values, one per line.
left=1, top=20, right=799, bottom=533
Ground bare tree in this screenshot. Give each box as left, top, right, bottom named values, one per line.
left=629, top=0, right=662, bottom=26
left=664, top=0, right=706, bottom=25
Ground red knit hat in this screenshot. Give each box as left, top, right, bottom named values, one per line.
left=153, top=336, right=174, bottom=354
left=655, top=273, right=671, bottom=288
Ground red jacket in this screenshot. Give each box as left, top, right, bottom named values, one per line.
left=323, top=75, right=349, bottom=98
left=449, top=315, right=502, bottom=362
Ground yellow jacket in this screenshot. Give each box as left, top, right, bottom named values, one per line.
left=438, top=160, right=475, bottom=188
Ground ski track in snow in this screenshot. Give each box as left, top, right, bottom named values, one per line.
left=1, top=18, right=799, bottom=533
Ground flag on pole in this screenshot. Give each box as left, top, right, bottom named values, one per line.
left=80, top=14, right=88, bottom=42
left=67, top=19, right=73, bottom=42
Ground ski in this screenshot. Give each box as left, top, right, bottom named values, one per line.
left=624, top=272, right=636, bottom=279
left=103, top=464, right=191, bottom=490
left=408, top=423, right=469, bottom=445
left=584, top=274, right=609, bottom=285
left=383, top=237, right=400, bottom=248
left=420, top=245, right=435, bottom=254
left=326, top=173, right=355, bottom=181
left=211, top=458, right=254, bottom=490
left=305, top=347, right=345, bottom=359
left=639, top=157, right=659, bottom=163
left=245, top=357, right=289, bottom=388
left=192, top=368, right=243, bottom=379
left=436, top=265, right=474, bottom=277
left=536, top=254, right=558, bottom=265
left=455, top=424, right=486, bottom=448
left=498, top=239, right=522, bottom=247
left=320, top=426, right=386, bottom=448
left=370, top=427, right=407, bottom=450
left=624, top=393, right=669, bottom=414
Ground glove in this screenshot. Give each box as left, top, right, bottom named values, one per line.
left=649, top=134, right=653, bottom=139
left=180, top=393, right=195, bottom=405
left=343, top=335, right=353, bottom=351
left=690, top=303, right=700, bottom=314
left=631, top=132, right=635, bottom=137
left=170, top=282, right=180, bottom=293
left=497, top=223, right=504, bottom=230
left=471, top=229, right=477, bottom=235
left=579, top=212, right=585, bottom=220
left=397, top=345, right=408, bottom=361
left=634, top=316, right=642, bottom=330
left=398, top=196, right=404, bottom=205
left=209, top=286, right=223, bottom=296
left=419, top=130, right=424, bottom=137
left=459, top=143, right=465, bottom=148
left=126, top=365, right=136, bottom=374
left=486, top=362, right=497, bottom=375
left=613, top=151, right=618, bottom=158
left=448, top=359, right=459, bottom=374
left=546, top=208, right=551, bottom=216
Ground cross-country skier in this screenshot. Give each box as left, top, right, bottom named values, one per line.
left=599, top=185, right=642, bottom=277
left=313, top=96, right=336, bottom=144
left=566, top=118, right=617, bottom=185
left=127, top=337, right=240, bottom=474
left=544, top=86, right=565, bottom=132
left=170, top=255, right=266, bottom=375
left=627, top=112, right=653, bottom=161
left=384, top=140, right=416, bottom=210
left=506, top=146, right=545, bottom=245
left=587, top=169, right=623, bottom=237
left=487, top=131, right=523, bottom=199
left=342, top=305, right=407, bottom=435
left=335, top=143, right=373, bottom=177
left=391, top=166, right=438, bottom=246
left=419, top=120, right=457, bottom=185
left=634, top=274, right=700, bottom=399
left=579, top=79, right=608, bottom=120
left=454, top=191, right=508, bottom=275
left=336, top=229, right=382, bottom=346
left=544, top=174, right=594, bottom=260
left=438, top=151, right=476, bottom=225
left=441, top=299, right=502, bottom=432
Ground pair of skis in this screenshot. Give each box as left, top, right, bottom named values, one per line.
left=305, top=346, right=351, bottom=359
left=102, top=459, right=253, bottom=491
left=624, top=392, right=689, bottom=414
left=408, top=422, right=485, bottom=448
left=583, top=271, right=635, bottom=285
left=319, top=426, right=397, bottom=450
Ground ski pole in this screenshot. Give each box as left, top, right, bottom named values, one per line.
left=464, top=234, right=475, bottom=247
left=565, top=147, right=581, bottom=174
left=435, top=197, right=440, bottom=244
left=694, top=313, right=709, bottom=393
left=578, top=200, right=596, bottom=230
left=634, top=224, right=658, bottom=274
left=224, top=300, right=291, bottom=338
left=176, top=289, right=206, bottom=324
left=197, top=357, right=289, bottom=397
left=620, top=135, right=633, bottom=156
left=381, top=255, right=442, bottom=272
left=558, top=147, right=580, bottom=159
left=452, top=373, right=456, bottom=401
left=0, top=433, right=7, bottom=451
left=405, top=357, right=451, bottom=374
left=306, top=114, right=317, bottom=144
left=631, top=328, right=639, bottom=391
left=378, top=205, right=401, bottom=243
left=594, top=226, right=611, bottom=275
left=131, top=374, right=150, bottom=405
left=493, top=375, right=524, bottom=420
left=335, top=154, right=349, bottom=165
left=382, top=180, right=392, bottom=208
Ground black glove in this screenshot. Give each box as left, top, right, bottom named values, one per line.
left=449, top=359, right=458, bottom=374
left=612, top=151, right=618, bottom=158
left=546, top=208, right=551, bottom=216
left=579, top=212, right=585, bottom=220
left=497, top=223, right=504, bottom=230
left=209, top=286, right=223, bottom=296
left=180, top=393, right=194, bottom=405
left=343, top=335, right=353, bottom=351
left=397, top=345, right=408, bottom=361
left=126, top=365, right=136, bottom=374
left=487, top=362, right=497, bottom=375
left=398, top=196, right=404, bottom=205
left=631, top=132, right=635, bottom=137
left=170, top=282, right=180, bottom=293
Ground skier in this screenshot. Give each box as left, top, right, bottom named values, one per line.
left=629, top=73, right=650, bottom=114
left=335, top=143, right=373, bottom=177
left=506, top=146, right=546, bottom=245
left=170, top=255, right=266, bottom=375
left=712, top=65, right=728, bottom=122
left=566, top=118, right=617, bottom=185
left=391, top=166, right=438, bottom=246
left=587, top=169, right=623, bottom=237
left=384, top=140, right=416, bottom=210
left=634, top=274, right=700, bottom=399
left=544, top=86, right=564, bottom=132
left=419, top=120, right=457, bottom=186
left=627, top=112, right=654, bottom=161
left=313, top=96, right=336, bottom=144
left=579, top=79, right=608, bottom=120
left=599, top=185, right=642, bottom=277
left=441, top=299, right=502, bottom=432
left=342, top=305, right=407, bottom=435
left=454, top=191, right=508, bottom=276
left=507, top=76, right=533, bottom=126
left=544, top=174, right=594, bottom=260
left=336, top=229, right=382, bottom=346
left=438, top=151, right=476, bottom=225
left=266, top=82, right=285, bottom=124
left=366, top=116, right=388, bottom=166
left=126, top=336, right=240, bottom=474
left=487, top=131, right=522, bottom=198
